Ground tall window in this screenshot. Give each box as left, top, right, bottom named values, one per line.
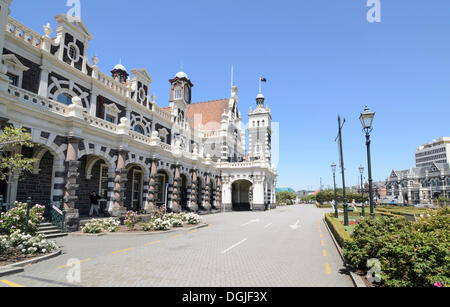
left=174, top=86, right=182, bottom=99
left=105, top=114, right=116, bottom=124
left=56, top=93, right=73, bottom=105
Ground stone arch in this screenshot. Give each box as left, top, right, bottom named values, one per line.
left=78, top=142, right=117, bottom=169
left=48, top=77, right=90, bottom=109
left=231, top=179, right=253, bottom=211
left=130, top=114, right=152, bottom=135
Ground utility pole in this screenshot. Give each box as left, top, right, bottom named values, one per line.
left=336, top=116, right=349, bottom=226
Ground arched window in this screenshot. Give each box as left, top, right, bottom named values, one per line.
left=56, top=93, right=72, bottom=105
left=174, top=86, right=182, bottom=99
left=133, top=125, right=145, bottom=135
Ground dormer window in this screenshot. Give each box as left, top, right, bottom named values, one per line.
left=138, top=88, right=147, bottom=102
left=7, top=73, right=18, bottom=86
left=103, top=103, right=121, bottom=124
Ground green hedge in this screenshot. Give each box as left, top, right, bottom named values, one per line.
left=324, top=214, right=352, bottom=247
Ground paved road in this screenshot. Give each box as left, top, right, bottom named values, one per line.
left=0, top=204, right=353, bottom=287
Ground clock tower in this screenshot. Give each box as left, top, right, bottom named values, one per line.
left=248, top=92, right=272, bottom=162
left=169, top=71, right=194, bottom=125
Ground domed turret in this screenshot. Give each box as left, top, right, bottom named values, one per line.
left=111, top=61, right=129, bottom=83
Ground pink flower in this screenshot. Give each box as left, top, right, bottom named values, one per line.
left=434, top=282, right=443, bottom=288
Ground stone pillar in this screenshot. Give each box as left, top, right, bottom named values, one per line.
left=89, top=91, right=98, bottom=117
left=222, top=179, right=232, bottom=212
left=110, top=150, right=128, bottom=218
left=171, top=164, right=181, bottom=213
left=189, top=169, right=199, bottom=212
left=215, top=177, right=222, bottom=210
left=204, top=173, right=212, bottom=211
left=38, top=66, right=49, bottom=97
left=252, top=181, right=265, bottom=211
left=63, top=137, right=82, bottom=232
left=145, top=158, right=158, bottom=213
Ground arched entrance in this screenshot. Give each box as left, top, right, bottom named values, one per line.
left=197, top=177, right=204, bottom=210
left=180, top=174, right=189, bottom=211
left=76, top=155, right=113, bottom=217
left=232, top=180, right=253, bottom=211
left=125, top=164, right=146, bottom=212
left=156, top=170, right=171, bottom=208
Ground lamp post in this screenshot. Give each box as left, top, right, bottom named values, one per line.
left=331, top=162, right=338, bottom=218
left=359, top=165, right=365, bottom=217
left=360, top=105, right=376, bottom=219
left=337, top=116, right=349, bottom=226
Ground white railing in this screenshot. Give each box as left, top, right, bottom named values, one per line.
left=129, top=130, right=153, bottom=144
left=7, top=85, right=68, bottom=115
left=6, top=17, right=42, bottom=49
left=160, top=142, right=172, bottom=151
left=82, top=113, right=118, bottom=133
left=95, top=70, right=129, bottom=97
left=202, top=129, right=221, bottom=138
left=152, top=103, right=172, bottom=122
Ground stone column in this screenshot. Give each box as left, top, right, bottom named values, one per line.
left=89, top=91, right=98, bottom=117
left=204, top=173, right=212, bottom=211
left=110, top=150, right=128, bottom=218
left=171, top=164, right=181, bottom=213
left=38, top=66, right=50, bottom=98
left=222, top=179, right=232, bottom=212
left=145, top=158, right=158, bottom=213
left=215, top=177, right=222, bottom=210
left=189, top=169, right=199, bottom=212
left=64, top=137, right=82, bottom=232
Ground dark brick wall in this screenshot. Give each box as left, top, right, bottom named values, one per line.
left=16, top=148, right=54, bottom=205
left=75, top=157, right=102, bottom=216
left=3, top=49, right=41, bottom=94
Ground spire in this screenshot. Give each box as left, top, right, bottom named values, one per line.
left=256, top=76, right=266, bottom=108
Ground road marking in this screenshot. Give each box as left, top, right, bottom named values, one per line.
left=188, top=230, right=198, bottom=234
left=111, top=248, right=133, bottom=255
left=290, top=220, right=301, bottom=230
left=221, top=238, right=248, bottom=254
left=264, top=223, right=273, bottom=229
left=144, top=240, right=161, bottom=246
left=321, top=240, right=325, bottom=246
left=241, top=219, right=260, bottom=227
left=56, top=258, right=92, bottom=269
left=323, top=249, right=327, bottom=257
left=0, top=280, right=24, bottom=287
left=320, top=234, right=323, bottom=238
left=170, top=234, right=183, bottom=239
left=325, top=263, right=331, bottom=275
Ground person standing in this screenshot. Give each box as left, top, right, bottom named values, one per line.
left=89, top=191, right=101, bottom=217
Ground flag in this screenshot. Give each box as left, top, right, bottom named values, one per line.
left=260, top=77, right=267, bottom=83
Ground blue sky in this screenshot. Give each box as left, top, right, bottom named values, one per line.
left=10, top=0, right=450, bottom=191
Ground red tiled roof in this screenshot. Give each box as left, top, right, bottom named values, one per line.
left=187, top=99, right=229, bottom=130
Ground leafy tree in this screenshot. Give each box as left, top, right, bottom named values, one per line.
left=276, top=191, right=296, bottom=205
left=0, top=126, right=37, bottom=182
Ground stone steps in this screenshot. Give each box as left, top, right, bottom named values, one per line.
left=37, top=223, right=67, bottom=239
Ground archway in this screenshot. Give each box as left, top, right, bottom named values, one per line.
left=16, top=145, right=54, bottom=205
left=197, top=177, right=204, bottom=210
left=76, top=155, right=113, bottom=217
left=232, top=179, right=253, bottom=211
left=156, top=169, right=171, bottom=208
left=180, top=174, right=189, bottom=211
left=125, top=164, right=146, bottom=212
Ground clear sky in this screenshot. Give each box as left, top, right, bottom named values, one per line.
left=10, top=0, right=450, bottom=191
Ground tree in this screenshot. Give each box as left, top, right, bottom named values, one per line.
left=276, top=191, right=297, bottom=205
left=0, top=126, right=37, bottom=182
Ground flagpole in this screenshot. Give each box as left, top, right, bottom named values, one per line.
left=259, top=76, right=262, bottom=94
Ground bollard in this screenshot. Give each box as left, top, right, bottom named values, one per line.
left=25, top=197, right=32, bottom=235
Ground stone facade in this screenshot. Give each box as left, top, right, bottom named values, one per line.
left=0, top=1, right=277, bottom=231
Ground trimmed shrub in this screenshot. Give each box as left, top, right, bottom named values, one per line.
left=324, top=214, right=351, bottom=247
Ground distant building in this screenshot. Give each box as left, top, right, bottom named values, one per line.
left=415, top=137, right=450, bottom=168
left=385, top=137, right=450, bottom=204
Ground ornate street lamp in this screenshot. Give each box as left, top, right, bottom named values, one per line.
left=360, top=105, right=376, bottom=218
left=331, top=162, right=338, bottom=218
left=359, top=165, right=365, bottom=217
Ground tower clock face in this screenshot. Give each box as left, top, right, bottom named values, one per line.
left=184, top=85, right=190, bottom=103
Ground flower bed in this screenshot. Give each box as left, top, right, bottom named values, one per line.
left=343, top=208, right=450, bottom=287
left=0, top=202, right=45, bottom=236
left=81, top=212, right=203, bottom=234
left=0, top=231, right=58, bottom=267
